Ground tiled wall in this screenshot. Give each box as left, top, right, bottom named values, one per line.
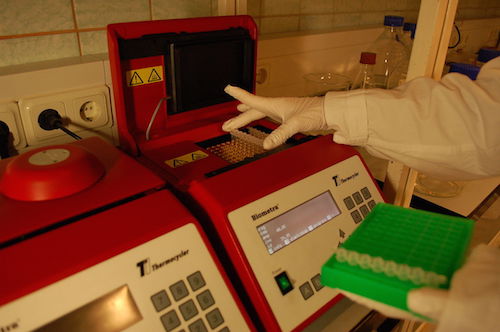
left=249, top=0, right=500, bottom=35
left=1, top=0, right=499, bottom=68
left=0, top=0, right=218, bottom=67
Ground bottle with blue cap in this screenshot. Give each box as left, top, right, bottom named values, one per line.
left=368, top=15, right=410, bottom=89
left=402, top=22, right=417, bottom=53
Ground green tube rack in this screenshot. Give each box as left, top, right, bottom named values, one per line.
left=321, top=203, right=474, bottom=318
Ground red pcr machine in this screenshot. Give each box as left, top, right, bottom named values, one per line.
left=108, top=16, right=385, bottom=332
left=108, top=16, right=383, bottom=331
left=0, top=137, right=254, bottom=331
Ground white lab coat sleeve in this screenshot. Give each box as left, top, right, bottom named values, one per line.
left=323, top=57, right=500, bottom=180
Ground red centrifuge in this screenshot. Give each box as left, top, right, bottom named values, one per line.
left=0, top=137, right=254, bottom=332
left=108, top=16, right=385, bottom=331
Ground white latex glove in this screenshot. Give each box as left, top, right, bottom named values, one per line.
left=336, top=244, right=500, bottom=329
left=223, top=85, right=328, bottom=150
left=407, top=244, right=500, bottom=331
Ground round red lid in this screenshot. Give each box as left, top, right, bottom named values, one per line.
left=0, top=144, right=105, bottom=201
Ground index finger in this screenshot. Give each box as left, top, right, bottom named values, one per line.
left=225, top=85, right=276, bottom=115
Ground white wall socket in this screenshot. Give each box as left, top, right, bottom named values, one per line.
left=0, top=102, right=26, bottom=150
left=18, top=86, right=112, bottom=147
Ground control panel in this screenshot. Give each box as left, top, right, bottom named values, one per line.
left=227, top=155, right=383, bottom=332
left=0, top=221, right=251, bottom=332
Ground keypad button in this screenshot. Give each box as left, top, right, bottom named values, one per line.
left=361, top=187, right=372, bottom=200
left=299, top=282, right=314, bottom=300
left=151, top=290, right=171, bottom=312
left=160, top=310, right=181, bottom=332
left=343, top=196, right=355, bottom=210
left=352, top=192, right=363, bottom=204
left=170, top=280, right=189, bottom=301
left=219, top=328, right=230, bottom=332
left=311, top=274, right=324, bottom=291
left=188, top=271, right=206, bottom=292
left=368, top=200, right=377, bottom=210
left=179, top=299, right=199, bottom=321
left=206, top=308, right=225, bottom=329
left=351, top=210, right=363, bottom=224
left=189, top=318, right=208, bottom=332
left=197, top=289, right=215, bottom=310
left=360, top=204, right=370, bottom=218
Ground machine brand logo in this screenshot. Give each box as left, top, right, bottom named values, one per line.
left=332, top=172, right=359, bottom=187
left=0, top=320, right=19, bottom=332
left=136, top=250, right=189, bottom=277
left=252, top=205, right=279, bottom=221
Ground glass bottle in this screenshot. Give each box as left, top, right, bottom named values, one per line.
left=402, top=22, right=416, bottom=53
left=368, top=16, right=410, bottom=89
left=352, top=52, right=377, bottom=89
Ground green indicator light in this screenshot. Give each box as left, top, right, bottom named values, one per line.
left=279, top=277, right=290, bottom=289
left=274, top=272, right=293, bottom=295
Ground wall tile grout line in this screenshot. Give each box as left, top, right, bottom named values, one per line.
left=0, top=27, right=106, bottom=41
left=71, top=0, right=83, bottom=56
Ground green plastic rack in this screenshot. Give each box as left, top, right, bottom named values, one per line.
left=321, top=203, right=474, bottom=318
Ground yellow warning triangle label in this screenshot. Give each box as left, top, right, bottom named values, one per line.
left=165, top=150, right=208, bottom=168
left=126, top=66, right=163, bottom=87
left=129, top=72, right=143, bottom=86
left=173, top=159, right=189, bottom=167
left=148, top=68, right=162, bottom=82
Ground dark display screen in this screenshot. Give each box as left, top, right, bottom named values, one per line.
left=33, top=285, right=141, bottom=332
left=257, top=192, right=341, bottom=255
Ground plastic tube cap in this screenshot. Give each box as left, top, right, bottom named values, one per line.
left=360, top=52, right=376, bottom=65
left=477, top=48, right=500, bottom=63
left=449, top=62, right=480, bottom=80
left=384, top=15, right=404, bottom=27
left=403, top=22, right=417, bottom=39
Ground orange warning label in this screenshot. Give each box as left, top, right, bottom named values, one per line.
left=165, top=150, right=209, bottom=168
left=126, top=66, right=163, bottom=87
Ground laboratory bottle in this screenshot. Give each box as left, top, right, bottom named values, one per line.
left=368, top=15, right=410, bottom=89
left=351, top=52, right=377, bottom=89
left=402, top=22, right=416, bottom=53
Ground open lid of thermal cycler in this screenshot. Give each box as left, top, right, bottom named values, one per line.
left=118, top=27, right=254, bottom=115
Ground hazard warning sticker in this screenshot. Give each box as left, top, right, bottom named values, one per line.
left=165, top=150, right=209, bottom=168
left=126, top=66, right=164, bottom=87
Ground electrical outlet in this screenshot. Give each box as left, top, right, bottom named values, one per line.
left=256, top=63, right=271, bottom=87
left=19, top=86, right=112, bottom=146
left=0, top=102, right=26, bottom=150
left=69, top=87, right=110, bottom=130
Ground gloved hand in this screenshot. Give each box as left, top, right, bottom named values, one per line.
left=223, top=85, right=328, bottom=150
left=407, top=244, right=500, bottom=332
left=337, top=244, right=500, bottom=331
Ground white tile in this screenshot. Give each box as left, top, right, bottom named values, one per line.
left=152, top=0, right=213, bottom=20
left=248, top=0, right=262, bottom=17
left=262, top=0, right=300, bottom=15
left=300, top=15, right=335, bottom=32
left=80, top=30, right=108, bottom=55
left=333, top=0, right=363, bottom=13
left=0, top=34, right=79, bottom=67
left=75, top=0, right=149, bottom=29
left=333, top=13, right=362, bottom=29
left=260, top=16, right=299, bottom=34
left=0, top=0, right=74, bottom=35
left=301, top=0, right=334, bottom=14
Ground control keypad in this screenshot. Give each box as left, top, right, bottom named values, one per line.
left=343, top=187, right=378, bottom=223
left=151, top=271, right=230, bottom=331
